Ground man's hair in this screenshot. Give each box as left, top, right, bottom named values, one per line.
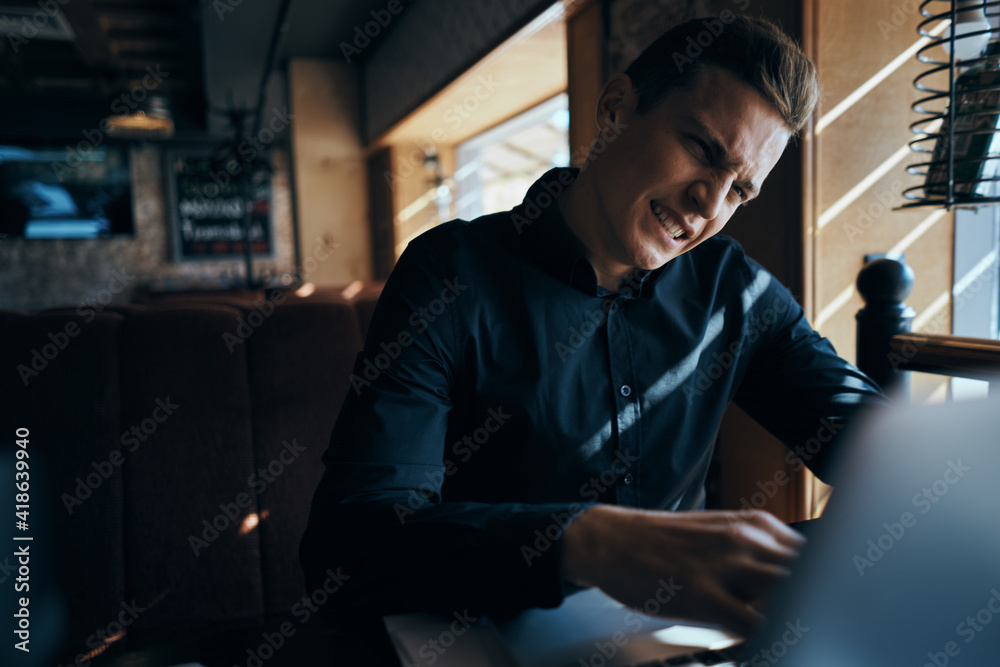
left=624, top=16, right=818, bottom=134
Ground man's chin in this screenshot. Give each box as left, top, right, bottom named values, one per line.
left=646, top=247, right=684, bottom=269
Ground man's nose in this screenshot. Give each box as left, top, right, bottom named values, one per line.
left=689, top=177, right=730, bottom=221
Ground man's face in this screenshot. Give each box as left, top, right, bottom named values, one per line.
left=589, top=66, right=790, bottom=274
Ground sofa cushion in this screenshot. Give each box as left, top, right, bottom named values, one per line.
left=0, top=288, right=379, bottom=655
left=0, top=311, right=127, bottom=661
left=239, top=300, right=362, bottom=617
left=119, top=304, right=265, bottom=645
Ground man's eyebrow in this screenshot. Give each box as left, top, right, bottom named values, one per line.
left=691, top=118, right=760, bottom=199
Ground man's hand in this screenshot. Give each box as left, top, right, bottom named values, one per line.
left=560, top=505, right=805, bottom=636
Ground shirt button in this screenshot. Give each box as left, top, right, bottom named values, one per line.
left=619, top=384, right=632, bottom=397
left=622, top=473, right=634, bottom=486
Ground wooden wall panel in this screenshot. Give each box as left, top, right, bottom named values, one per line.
left=567, top=0, right=606, bottom=167
left=714, top=0, right=813, bottom=522
left=290, top=59, right=372, bottom=286
left=813, top=0, right=954, bottom=392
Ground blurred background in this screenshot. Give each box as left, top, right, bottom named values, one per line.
left=1, top=0, right=999, bottom=643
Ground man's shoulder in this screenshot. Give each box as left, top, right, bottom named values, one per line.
left=403, top=212, right=521, bottom=265
left=687, top=234, right=756, bottom=276
left=675, top=235, right=788, bottom=306
left=692, top=234, right=748, bottom=259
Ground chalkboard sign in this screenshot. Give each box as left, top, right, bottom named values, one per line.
left=166, top=148, right=273, bottom=261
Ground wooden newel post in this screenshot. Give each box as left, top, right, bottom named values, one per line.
left=855, top=257, right=916, bottom=398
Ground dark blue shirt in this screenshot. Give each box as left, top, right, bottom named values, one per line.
left=300, top=167, right=887, bottom=616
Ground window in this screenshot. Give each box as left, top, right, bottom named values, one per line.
left=951, top=207, right=1000, bottom=399
left=453, top=94, right=569, bottom=222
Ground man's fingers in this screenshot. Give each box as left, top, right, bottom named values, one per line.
left=731, top=521, right=803, bottom=565
left=728, top=560, right=792, bottom=600
left=751, top=532, right=802, bottom=565
left=702, top=583, right=765, bottom=637
left=738, top=510, right=807, bottom=549
left=773, top=523, right=807, bottom=549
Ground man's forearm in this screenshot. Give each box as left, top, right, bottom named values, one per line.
left=561, top=503, right=616, bottom=589
left=300, top=483, right=598, bottom=617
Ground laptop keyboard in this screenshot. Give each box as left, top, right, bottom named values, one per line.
left=631, top=642, right=746, bottom=666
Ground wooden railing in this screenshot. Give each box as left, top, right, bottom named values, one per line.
left=856, top=257, right=1000, bottom=398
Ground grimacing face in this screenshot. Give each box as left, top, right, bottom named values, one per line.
left=586, top=66, right=790, bottom=277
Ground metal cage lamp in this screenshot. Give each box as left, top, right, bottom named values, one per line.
left=904, top=0, right=1000, bottom=209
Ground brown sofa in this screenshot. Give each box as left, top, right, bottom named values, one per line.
left=0, top=285, right=381, bottom=663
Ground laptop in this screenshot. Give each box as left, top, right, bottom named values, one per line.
left=385, top=397, right=1000, bottom=666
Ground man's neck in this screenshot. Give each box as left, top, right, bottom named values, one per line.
left=557, top=173, right=632, bottom=292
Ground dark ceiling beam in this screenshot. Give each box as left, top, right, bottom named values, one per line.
left=115, top=58, right=187, bottom=73
left=100, top=10, right=180, bottom=32
left=93, top=0, right=176, bottom=9
left=111, top=37, right=182, bottom=54
left=60, top=0, right=115, bottom=71
left=172, top=0, right=205, bottom=131
left=30, top=77, right=98, bottom=91
left=0, top=36, right=31, bottom=92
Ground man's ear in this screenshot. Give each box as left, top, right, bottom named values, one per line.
left=595, top=73, right=635, bottom=129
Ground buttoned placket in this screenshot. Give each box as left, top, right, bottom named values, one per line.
left=605, top=294, right=641, bottom=505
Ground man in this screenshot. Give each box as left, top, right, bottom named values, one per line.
left=300, top=16, right=887, bottom=636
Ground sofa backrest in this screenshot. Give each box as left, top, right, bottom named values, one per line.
left=1, top=309, right=128, bottom=659
left=0, top=295, right=366, bottom=660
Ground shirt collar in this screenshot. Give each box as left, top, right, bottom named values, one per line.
left=511, top=167, right=660, bottom=298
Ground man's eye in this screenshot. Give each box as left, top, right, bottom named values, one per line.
left=733, top=185, right=754, bottom=207
left=688, top=134, right=711, bottom=160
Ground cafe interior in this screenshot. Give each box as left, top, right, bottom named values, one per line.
left=2, top=0, right=1000, bottom=665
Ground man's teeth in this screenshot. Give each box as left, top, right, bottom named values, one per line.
left=651, top=203, right=684, bottom=239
